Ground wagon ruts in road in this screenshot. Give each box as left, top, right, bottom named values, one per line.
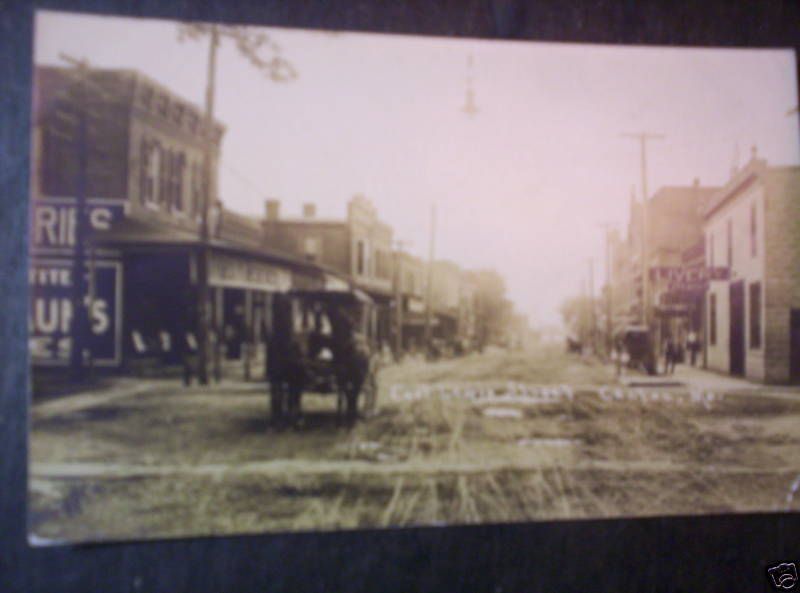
left=266, top=287, right=380, bottom=428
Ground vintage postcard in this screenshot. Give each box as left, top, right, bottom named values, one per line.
left=28, top=9, right=800, bottom=543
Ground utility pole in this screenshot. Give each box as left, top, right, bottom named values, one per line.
left=588, top=258, right=595, bottom=354
left=392, top=239, right=410, bottom=359
left=579, top=275, right=587, bottom=350
left=599, top=222, right=617, bottom=358
left=423, top=204, right=437, bottom=356
left=195, top=26, right=219, bottom=385
left=621, top=132, right=664, bottom=332
left=54, top=55, right=123, bottom=380
left=179, top=23, right=296, bottom=384
left=63, top=57, right=90, bottom=382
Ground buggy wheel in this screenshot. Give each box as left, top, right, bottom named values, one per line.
left=270, top=382, right=285, bottom=427
left=361, top=368, right=377, bottom=417
left=345, top=388, right=359, bottom=426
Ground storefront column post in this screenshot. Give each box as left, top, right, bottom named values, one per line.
left=213, top=286, right=223, bottom=382
left=243, top=289, right=253, bottom=381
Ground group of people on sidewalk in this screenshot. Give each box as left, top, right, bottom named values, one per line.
left=662, top=331, right=701, bottom=375
left=610, top=328, right=702, bottom=377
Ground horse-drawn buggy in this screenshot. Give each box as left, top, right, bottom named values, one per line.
left=615, top=324, right=657, bottom=375
left=266, top=286, right=380, bottom=427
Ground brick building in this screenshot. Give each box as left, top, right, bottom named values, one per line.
left=394, top=250, right=427, bottom=353
left=261, top=195, right=395, bottom=346
left=703, top=153, right=800, bottom=383
left=646, top=182, right=720, bottom=351
left=29, top=66, right=329, bottom=378
left=610, top=180, right=720, bottom=358
left=468, top=269, right=511, bottom=349
left=429, top=259, right=462, bottom=347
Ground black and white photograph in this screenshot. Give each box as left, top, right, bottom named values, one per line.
left=28, top=9, right=800, bottom=543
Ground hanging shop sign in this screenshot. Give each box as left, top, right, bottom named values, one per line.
left=649, top=266, right=730, bottom=284
left=406, top=297, right=426, bottom=314
left=207, top=252, right=292, bottom=292
left=324, top=274, right=350, bottom=291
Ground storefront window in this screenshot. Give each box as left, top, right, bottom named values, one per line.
left=356, top=239, right=366, bottom=276
left=749, top=282, right=761, bottom=349
left=173, top=153, right=186, bottom=213
left=709, top=293, right=717, bottom=346
left=708, top=232, right=714, bottom=267
left=139, top=138, right=160, bottom=207
left=727, top=219, right=733, bottom=268
left=303, top=237, right=320, bottom=262
left=159, top=148, right=171, bottom=207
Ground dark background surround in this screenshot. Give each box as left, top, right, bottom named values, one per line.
left=2, top=1, right=800, bottom=591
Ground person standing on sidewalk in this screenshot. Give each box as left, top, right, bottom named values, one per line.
left=664, top=337, right=677, bottom=374
left=687, top=330, right=699, bottom=367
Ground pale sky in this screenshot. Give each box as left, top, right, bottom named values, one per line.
left=34, top=10, right=800, bottom=327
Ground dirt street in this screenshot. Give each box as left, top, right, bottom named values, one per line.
left=29, top=345, right=800, bottom=542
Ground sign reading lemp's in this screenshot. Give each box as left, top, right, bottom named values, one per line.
left=207, top=253, right=292, bottom=292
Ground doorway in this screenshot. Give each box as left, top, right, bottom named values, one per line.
left=791, top=309, right=800, bottom=383
left=729, top=281, right=745, bottom=376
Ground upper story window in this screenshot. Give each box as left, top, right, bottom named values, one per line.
left=749, top=282, right=761, bottom=349
left=139, top=138, right=161, bottom=207
left=163, top=150, right=187, bottom=214
left=375, top=249, right=391, bottom=280
left=172, top=102, right=185, bottom=126
left=303, top=236, right=320, bottom=262
left=708, top=232, right=714, bottom=267
left=709, top=293, right=717, bottom=346
left=356, top=239, right=368, bottom=276
left=750, top=202, right=757, bottom=258
left=155, top=93, right=169, bottom=117
left=727, top=218, right=733, bottom=268
left=186, top=112, right=199, bottom=135
left=139, top=85, right=154, bottom=109
left=139, top=137, right=191, bottom=215
left=189, top=161, right=202, bottom=218
left=404, top=269, right=415, bottom=294
left=159, top=148, right=171, bottom=207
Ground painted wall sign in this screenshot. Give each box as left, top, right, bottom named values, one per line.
left=29, top=259, right=122, bottom=366
left=31, top=197, right=126, bottom=253
left=207, top=252, right=292, bottom=292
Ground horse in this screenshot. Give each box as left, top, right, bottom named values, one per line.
left=266, top=296, right=306, bottom=429
left=328, top=307, right=372, bottom=426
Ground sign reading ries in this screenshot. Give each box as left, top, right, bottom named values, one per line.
left=31, top=198, right=125, bottom=251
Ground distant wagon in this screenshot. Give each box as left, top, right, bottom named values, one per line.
left=566, top=335, right=582, bottom=354
left=617, top=325, right=657, bottom=375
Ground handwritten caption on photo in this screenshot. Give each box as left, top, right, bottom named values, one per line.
left=388, top=382, right=721, bottom=409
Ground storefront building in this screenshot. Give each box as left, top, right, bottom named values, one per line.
left=261, top=195, right=395, bottom=348
left=610, top=180, right=720, bottom=362
left=704, top=154, right=800, bottom=383
left=29, top=66, right=332, bottom=379
left=395, top=251, right=428, bottom=354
